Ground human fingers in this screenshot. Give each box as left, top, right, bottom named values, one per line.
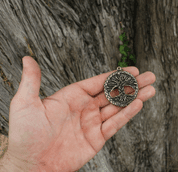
left=100, top=85, right=156, bottom=123
left=10, top=56, right=41, bottom=114
left=75, top=67, right=139, bottom=96
left=101, top=99, right=143, bottom=141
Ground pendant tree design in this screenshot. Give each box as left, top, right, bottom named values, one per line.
left=104, top=67, right=139, bottom=107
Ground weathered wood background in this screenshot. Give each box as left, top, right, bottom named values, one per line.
left=0, top=0, right=178, bottom=171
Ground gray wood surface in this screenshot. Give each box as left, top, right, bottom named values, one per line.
left=0, top=0, right=177, bottom=171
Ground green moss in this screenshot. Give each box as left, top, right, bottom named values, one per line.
left=118, top=28, right=136, bottom=67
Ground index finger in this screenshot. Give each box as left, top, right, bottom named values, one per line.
left=75, top=66, right=140, bottom=96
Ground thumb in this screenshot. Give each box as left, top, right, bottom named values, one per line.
left=13, top=56, right=41, bottom=105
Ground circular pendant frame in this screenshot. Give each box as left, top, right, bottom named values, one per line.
left=104, top=69, right=139, bottom=107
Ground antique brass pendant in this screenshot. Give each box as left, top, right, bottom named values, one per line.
left=104, top=66, right=139, bottom=107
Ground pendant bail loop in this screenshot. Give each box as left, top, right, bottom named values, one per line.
left=117, top=66, right=123, bottom=71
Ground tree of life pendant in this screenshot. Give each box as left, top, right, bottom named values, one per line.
left=104, top=66, right=139, bottom=107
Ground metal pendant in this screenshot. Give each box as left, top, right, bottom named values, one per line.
left=104, top=66, right=139, bottom=107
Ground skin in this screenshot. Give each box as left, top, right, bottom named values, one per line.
left=2, top=56, right=156, bottom=172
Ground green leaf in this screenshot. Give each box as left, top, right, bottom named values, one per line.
left=118, top=29, right=136, bottom=66
left=129, top=54, right=136, bottom=63
left=119, top=32, right=127, bottom=42
left=119, top=45, right=128, bottom=56
left=124, top=46, right=131, bottom=53
left=121, top=56, right=127, bottom=61
left=118, top=61, right=128, bottom=67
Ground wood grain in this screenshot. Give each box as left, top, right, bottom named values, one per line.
left=0, top=0, right=177, bottom=171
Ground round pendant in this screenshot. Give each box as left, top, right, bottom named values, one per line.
left=104, top=67, right=139, bottom=107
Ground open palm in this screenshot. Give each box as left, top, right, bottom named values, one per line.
left=6, top=56, right=156, bottom=172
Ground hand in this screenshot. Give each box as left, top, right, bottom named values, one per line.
left=4, top=56, right=156, bottom=172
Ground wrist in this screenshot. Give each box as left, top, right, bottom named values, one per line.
left=0, top=152, right=23, bottom=172
left=0, top=152, right=40, bottom=172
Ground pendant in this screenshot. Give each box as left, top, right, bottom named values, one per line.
left=104, top=66, right=139, bottom=107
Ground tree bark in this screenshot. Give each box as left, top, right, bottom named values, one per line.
left=133, top=0, right=178, bottom=171
left=0, top=0, right=177, bottom=171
